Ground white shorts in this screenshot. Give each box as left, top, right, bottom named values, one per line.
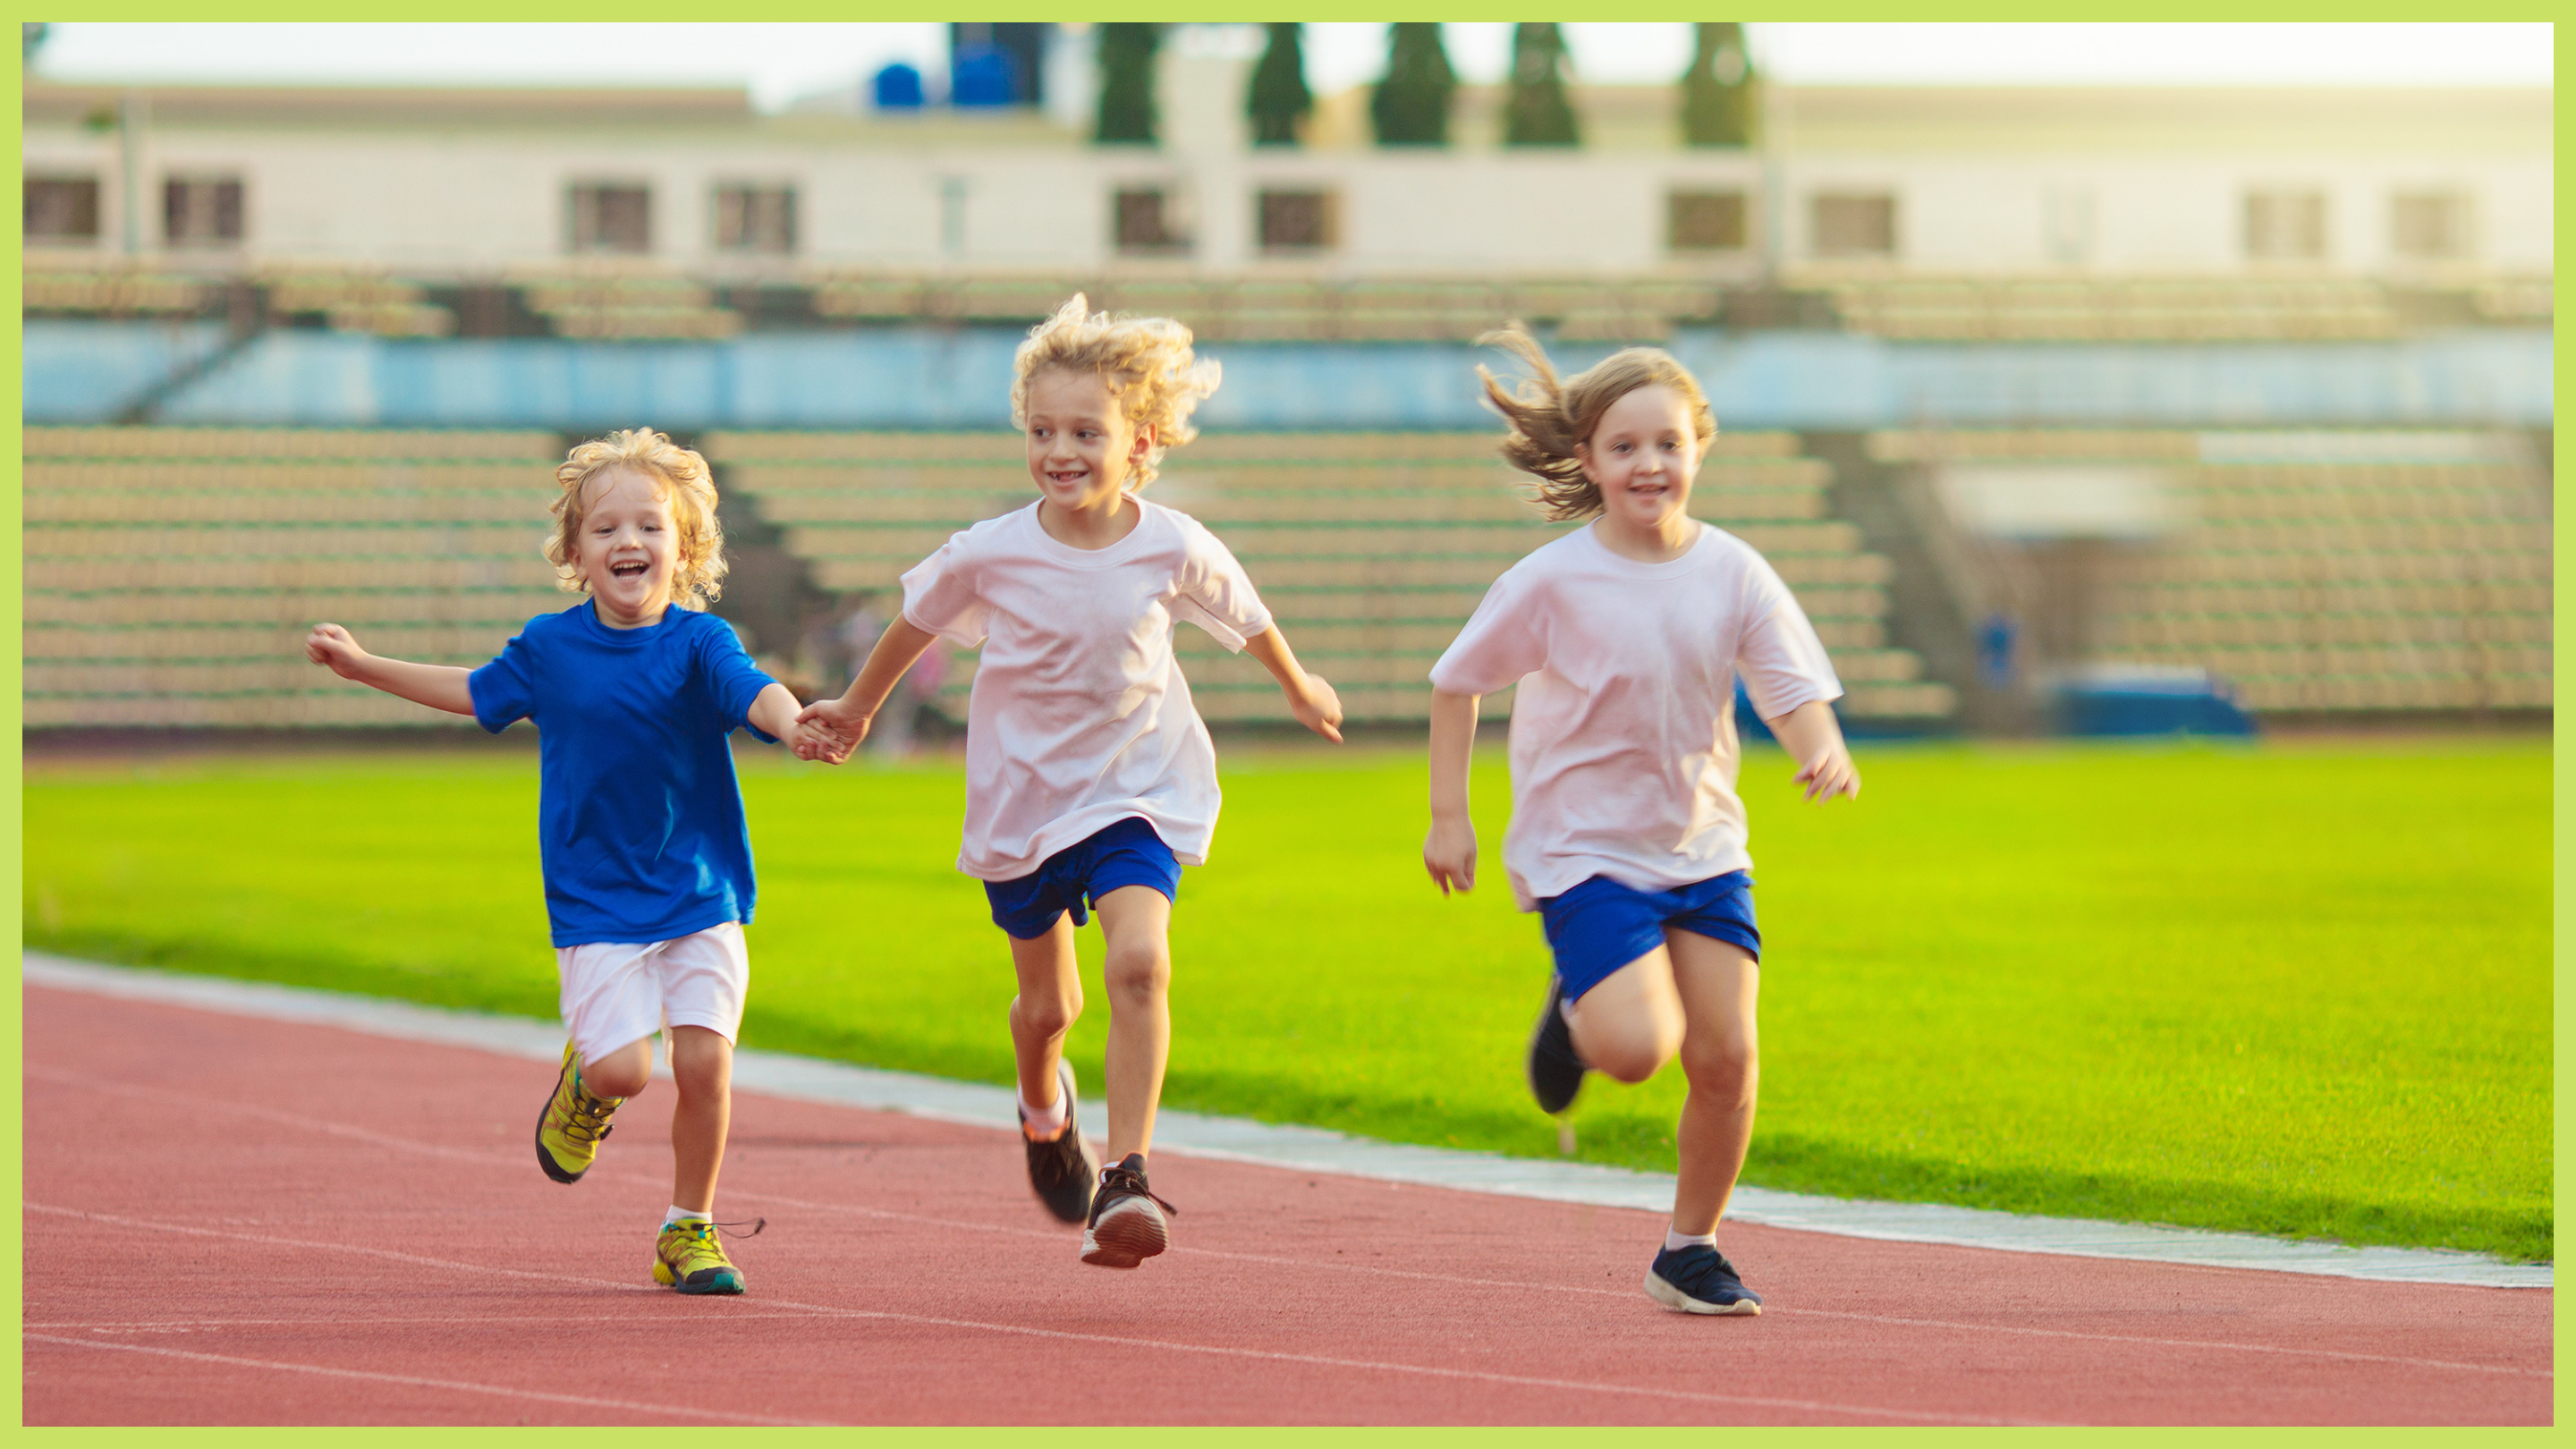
left=555, top=922, right=750, bottom=1064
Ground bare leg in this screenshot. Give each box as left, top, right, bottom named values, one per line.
left=1563, top=945, right=1685, bottom=1086
left=578, top=1036, right=656, bottom=1099
left=1092, top=885, right=1173, bottom=1162
left=1005, top=912, right=1084, bottom=1123
left=666, top=1025, right=734, bottom=1215
left=1665, top=932, right=1759, bottom=1235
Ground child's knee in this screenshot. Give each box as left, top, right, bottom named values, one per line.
left=1679, top=1031, right=1757, bottom=1096
left=1572, top=1011, right=1682, bottom=1084
left=1102, top=941, right=1168, bottom=1004
left=580, top=1041, right=654, bottom=1098
left=1014, top=987, right=1082, bottom=1038
left=666, top=1028, right=733, bottom=1097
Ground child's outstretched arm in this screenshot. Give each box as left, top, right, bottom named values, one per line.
left=1242, top=625, right=1343, bottom=743
left=793, top=615, right=940, bottom=760
left=1768, top=698, right=1862, bottom=802
left=305, top=623, right=474, bottom=715
left=1423, top=688, right=1479, bottom=894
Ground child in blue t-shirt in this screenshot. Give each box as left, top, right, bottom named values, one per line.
left=307, top=428, right=838, bottom=1296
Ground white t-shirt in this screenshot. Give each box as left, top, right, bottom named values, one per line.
left=1428, top=522, right=1843, bottom=911
left=901, top=499, right=1274, bottom=881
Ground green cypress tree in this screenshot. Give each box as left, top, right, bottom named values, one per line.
left=1096, top=22, right=1161, bottom=146
left=1503, top=22, right=1579, bottom=148
left=1680, top=21, right=1758, bottom=148
left=1247, top=23, right=1312, bottom=148
left=1370, top=22, right=1454, bottom=148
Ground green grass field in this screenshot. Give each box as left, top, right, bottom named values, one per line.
left=21, top=736, right=2551, bottom=1261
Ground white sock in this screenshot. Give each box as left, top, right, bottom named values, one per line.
left=1665, top=1226, right=1718, bottom=1252
left=1019, top=1085, right=1069, bottom=1140
left=665, top=1205, right=710, bottom=1228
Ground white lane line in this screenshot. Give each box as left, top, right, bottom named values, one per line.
left=22, top=953, right=2552, bottom=1290
left=26, top=1203, right=2020, bottom=1426
left=27, top=1067, right=2543, bottom=1383
left=23, top=1334, right=820, bottom=1426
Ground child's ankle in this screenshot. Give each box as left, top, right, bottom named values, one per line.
left=1018, top=1085, right=1070, bottom=1140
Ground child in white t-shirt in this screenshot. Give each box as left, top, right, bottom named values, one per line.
left=798, top=295, right=1343, bottom=1268
left=1425, top=326, right=1860, bottom=1317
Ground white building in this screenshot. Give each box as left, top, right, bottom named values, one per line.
left=22, top=65, right=2550, bottom=285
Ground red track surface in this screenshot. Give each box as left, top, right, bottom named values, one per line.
left=22, top=984, right=2552, bottom=1426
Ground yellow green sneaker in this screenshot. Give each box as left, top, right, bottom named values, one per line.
left=654, top=1218, right=747, bottom=1295
left=534, top=1042, right=621, bottom=1185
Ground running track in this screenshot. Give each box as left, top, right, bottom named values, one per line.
left=23, top=984, right=2551, bottom=1425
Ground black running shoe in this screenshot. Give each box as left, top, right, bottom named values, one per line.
left=1080, top=1152, right=1176, bottom=1268
left=1644, top=1243, right=1763, bottom=1316
left=1526, top=975, right=1586, bottom=1115
left=1021, top=1058, right=1098, bottom=1224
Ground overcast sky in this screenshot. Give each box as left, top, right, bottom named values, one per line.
left=30, top=22, right=2554, bottom=114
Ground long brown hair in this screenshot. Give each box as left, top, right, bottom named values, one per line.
left=1476, top=323, right=1717, bottom=521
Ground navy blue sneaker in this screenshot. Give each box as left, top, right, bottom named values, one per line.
left=1021, top=1058, right=1098, bottom=1224
left=1526, top=975, right=1586, bottom=1114
left=1080, top=1153, right=1177, bottom=1269
left=1645, top=1243, right=1763, bottom=1315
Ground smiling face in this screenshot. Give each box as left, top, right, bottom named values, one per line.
left=1577, top=385, right=1702, bottom=534
left=1024, top=368, right=1153, bottom=515
left=572, top=466, right=680, bottom=627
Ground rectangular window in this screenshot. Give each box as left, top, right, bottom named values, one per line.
left=1667, top=191, right=1747, bottom=252
left=2390, top=191, right=2470, bottom=260
left=25, top=175, right=100, bottom=243
left=1258, top=189, right=1336, bottom=252
left=1811, top=191, right=1895, bottom=258
left=714, top=183, right=796, bottom=254
left=1114, top=187, right=1189, bottom=254
left=163, top=175, right=243, bottom=248
left=2243, top=189, right=2327, bottom=261
left=567, top=182, right=652, bottom=254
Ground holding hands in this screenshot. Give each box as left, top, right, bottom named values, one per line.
left=791, top=696, right=869, bottom=764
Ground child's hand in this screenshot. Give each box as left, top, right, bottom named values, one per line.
left=1291, top=673, right=1344, bottom=743
left=790, top=716, right=856, bottom=765
left=1792, top=742, right=1861, bottom=803
left=305, top=623, right=371, bottom=679
left=1424, top=815, right=1477, bottom=895
left=793, top=698, right=870, bottom=761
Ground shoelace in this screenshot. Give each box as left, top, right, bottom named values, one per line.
left=664, top=1216, right=765, bottom=1259
left=1098, top=1168, right=1178, bottom=1217
left=558, top=1089, right=616, bottom=1145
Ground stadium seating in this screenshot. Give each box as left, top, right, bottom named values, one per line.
left=699, top=428, right=1956, bottom=727
left=24, top=428, right=569, bottom=727
left=1865, top=428, right=2554, bottom=713
left=1804, top=275, right=2407, bottom=343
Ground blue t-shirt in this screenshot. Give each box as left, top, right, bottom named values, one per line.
left=469, top=601, right=778, bottom=948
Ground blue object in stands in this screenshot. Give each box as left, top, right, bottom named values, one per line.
left=951, top=47, right=1020, bottom=107
left=872, top=63, right=925, bottom=110
left=1977, top=613, right=2018, bottom=688
left=2055, top=666, right=2257, bottom=737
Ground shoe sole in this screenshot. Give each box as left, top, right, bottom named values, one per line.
left=1644, top=1268, right=1761, bottom=1316
left=1080, top=1199, right=1169, bottom=1269
left=534, top=1059, right=589, bottom=1185
left=654, top=1261, right=746, bottom=1296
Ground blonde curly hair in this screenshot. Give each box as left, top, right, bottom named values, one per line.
left=1011, top=293, right=1221, bottom=490
left=544, top=428, right=728, bottom=608
left=1476, top=323, right=1718, bottom=522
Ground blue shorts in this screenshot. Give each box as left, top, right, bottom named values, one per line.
left=1538, top=870, right=1760, bottom=1004
left=983, top=817, right=1180, bottom=940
